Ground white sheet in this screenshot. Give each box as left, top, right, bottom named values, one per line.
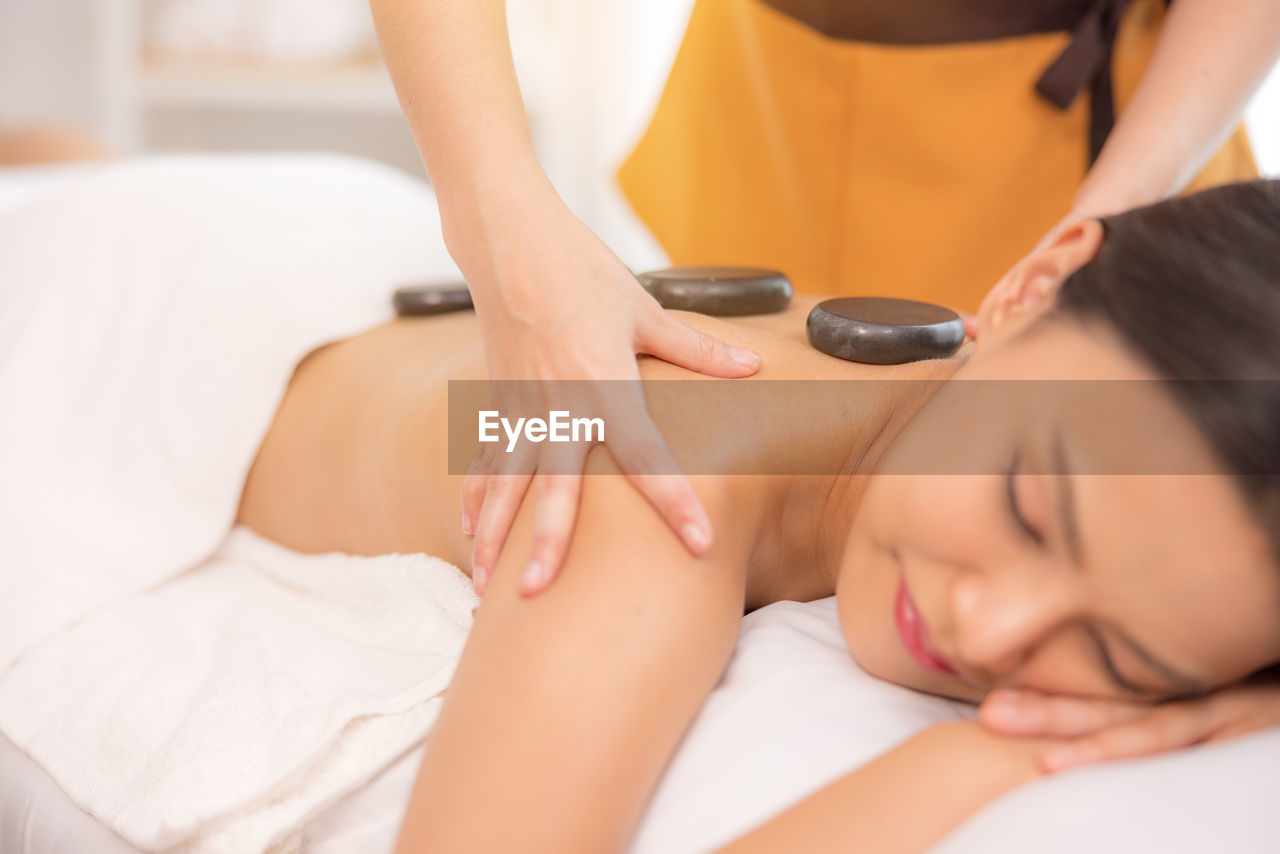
left=0, top=732, right=140, bottom=854
left=0, top=163, right=102, bottom=217
left=0, top=154, right=475, bottom=853
left=306, top=597, right=1280, bottom=854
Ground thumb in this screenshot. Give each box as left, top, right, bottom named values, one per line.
left=640, top=314, right=760, bottom=378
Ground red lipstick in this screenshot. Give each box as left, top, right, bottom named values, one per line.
left=895, top=577, right=957, bottom=675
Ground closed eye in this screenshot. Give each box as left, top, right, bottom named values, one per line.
left=1085, top=625, right=1153, bottom=697
left=1005, top=451, right=1044, bottom=547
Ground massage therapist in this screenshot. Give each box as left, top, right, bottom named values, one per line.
left=368, top=0, right=1279, bottom=594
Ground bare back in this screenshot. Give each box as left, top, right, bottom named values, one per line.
left=235, top=295, right=963, bottom=589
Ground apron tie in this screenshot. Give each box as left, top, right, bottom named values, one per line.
left=1035, top=0, right=1134, bottom=164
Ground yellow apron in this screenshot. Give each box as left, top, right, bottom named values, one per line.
left=616, top=0, right=1256, bottom=310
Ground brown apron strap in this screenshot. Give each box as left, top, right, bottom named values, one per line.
left=1035, top=0, right=1160, bottom=164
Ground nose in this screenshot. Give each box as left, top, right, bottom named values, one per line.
left=949, top=566, right=1076, bottom=683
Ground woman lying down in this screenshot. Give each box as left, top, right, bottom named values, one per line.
left=234, top=179, right=1280, bottom=852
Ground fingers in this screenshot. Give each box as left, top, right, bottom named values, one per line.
left=608, top=410, right=713, bottom=556
left=460, top=440, right=499, bottom=537
left=1038, top=698, right=1228, bottom=772
left=520, top=471, right=585, bottom=597
left=639, top=313, right=760, bottom=379
left=469, top=443, right=537, bottom=595
left=980, top=689, right=1151, bottom=737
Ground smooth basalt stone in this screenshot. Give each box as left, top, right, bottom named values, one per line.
left=636, top=266, right=792, bottom=316
left=392, top=283, right=474, bottom=316
left=806, top=296, right=965, bottom=364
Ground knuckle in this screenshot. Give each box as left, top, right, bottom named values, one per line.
left=487, top=475, right=524, bottom=500
left=1145, top=712, right=1182, bottom=745
left=474, top=443, right=498, bottom=469
left=695, top=331, right=720, bottom=365
left=531, top=531, right=563, bottom=561
left=461, top=475, right=486, bottom=501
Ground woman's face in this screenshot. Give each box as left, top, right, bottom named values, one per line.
left=837, top=224, right=1280, bottom=705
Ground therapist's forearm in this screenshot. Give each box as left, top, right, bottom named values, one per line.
left=368, top=0, right=554, bottom=257
left=1073, top=0, right=1280, bottom=217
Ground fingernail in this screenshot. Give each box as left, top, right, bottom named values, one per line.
left=472, top=565, right=488, bottom=595
left=681, top=522, right=712, bottom=554
left=521, top=561, right=544, bottom=593
left=992, top=689, right=1025, bottom=708
left=983, top=701, right=1026, bottom=729
left=1042, top=745, right=1093, bottom=772
left=729, top=347, right=760, bottom=371
left=461, top=513, right=473, bottom=535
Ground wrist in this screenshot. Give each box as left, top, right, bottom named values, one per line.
left=928, top=718, right=1050, bottom=785
left=1071, top=146, right=1185, bottom=221
left=437, top=160, right=562, bottom=288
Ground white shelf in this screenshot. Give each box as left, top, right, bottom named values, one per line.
left=136, top=58, right=402, bottom=114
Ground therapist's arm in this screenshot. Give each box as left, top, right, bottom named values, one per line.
left=1071, top=0, right=1280, bottom=218
left=975, top=0, right=1280, bottom=335
left=369, top=0, right=760, bottom=595
left=368, top=0, right=542, bottom=242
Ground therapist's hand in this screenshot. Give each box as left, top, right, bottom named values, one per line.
left=977, top=674, right=1280, bottom=773
left=452, top=184, right=761, bottom=598
left=970, top=212, right=1090, bottom=340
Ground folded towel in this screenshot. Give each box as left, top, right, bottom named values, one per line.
left=0, top=154, right=473, bottom=852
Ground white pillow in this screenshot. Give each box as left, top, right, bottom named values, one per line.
left=636, top=598, right=1280, bottom=853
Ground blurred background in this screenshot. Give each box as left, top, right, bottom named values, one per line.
left=1, top=0, right=1278, bottom=262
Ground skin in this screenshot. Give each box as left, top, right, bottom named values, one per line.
left=369, top=0, right=1280, bottom=581
left=370, top=0, right=760, bottom=579
left=235, top=220, right=1280, bottom=851
left=976, top=0, right=1280, bottom=331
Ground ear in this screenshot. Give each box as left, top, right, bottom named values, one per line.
left=978, top=219, right=1105, bottom=346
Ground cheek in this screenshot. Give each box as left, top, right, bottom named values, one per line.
left=836, top=477, right=989, bottom=701
left=1015, top=631, right=1117, bottom=697
left=858, top=474, right=1001, bottom=565
left=836, top=475, right=1032, bottom=703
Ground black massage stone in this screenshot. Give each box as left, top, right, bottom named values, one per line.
left=806, top=297, right=965, bottom=364
left=636, top=266, right=792, bottom=316
left=392, top=283, right=474, bottom=316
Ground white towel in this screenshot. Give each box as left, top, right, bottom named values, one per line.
left=0, top=154, right=476, bottom=852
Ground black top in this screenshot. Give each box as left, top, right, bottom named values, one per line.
left=760, top=0, right=1100, bottom=44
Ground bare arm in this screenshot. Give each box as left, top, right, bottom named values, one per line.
left=390, top=450, right=1056, bottom=852
left=393, top=456, right=759, bottom=852
left=720, top=719, right=1055, bottom=854
left=976, top=0, right=1280, bottom=334
left=368, top=0, right=547, bottom=246
left=1073, top=0, right=1280, bottom=216
left=369, top=0, right=755, bottom=592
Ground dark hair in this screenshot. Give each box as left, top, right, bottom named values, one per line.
left=1052, top=179, right=1280, bottom=677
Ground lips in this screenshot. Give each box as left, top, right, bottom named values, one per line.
left=895, top=577, right=957, bottom=675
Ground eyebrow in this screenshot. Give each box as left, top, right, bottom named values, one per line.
left=1051, top=429, right=1208, bottom=699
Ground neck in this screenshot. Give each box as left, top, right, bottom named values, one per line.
left=744, top=359, right=963, bottom=610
